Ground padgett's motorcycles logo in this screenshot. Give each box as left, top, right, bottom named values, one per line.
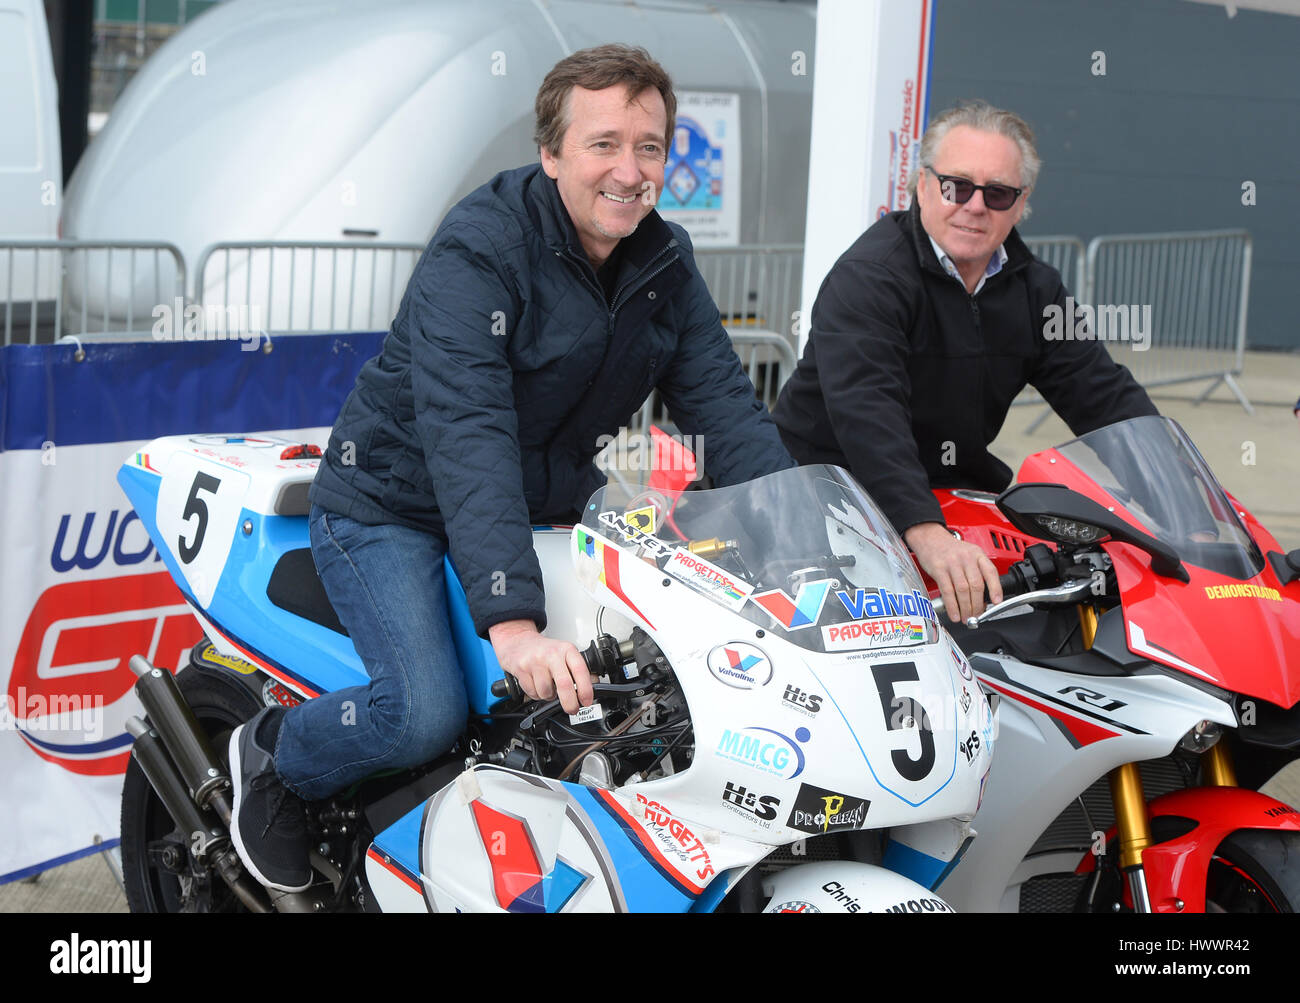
left=7, top=571, right=203, bottom=776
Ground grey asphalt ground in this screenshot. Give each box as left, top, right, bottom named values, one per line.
left=3, top=350, right=1298, bottom=912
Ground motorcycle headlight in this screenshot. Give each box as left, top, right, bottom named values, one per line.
left=1034, top=515, right=1104, bottom=544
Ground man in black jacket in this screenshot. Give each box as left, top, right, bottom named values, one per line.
left=226, top=44, right=793, bottom=893
left=774, top=101, right=1155, bottom=629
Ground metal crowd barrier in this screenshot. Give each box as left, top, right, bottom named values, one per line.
left=627, top=328, right=798, bottom=435
left=193, top=241, right=424, bottom=334
left=1022, top=235, right=1086, bottom=304
left=695, top=244, right=803, bottom=343
left=0, top=240, right=186, bottom=346
left=1086, top=229, right=1252, bottom=412
left=1014, top=229, right=1253, bottom=428
left=1010, top=235, right=1087, bottom=418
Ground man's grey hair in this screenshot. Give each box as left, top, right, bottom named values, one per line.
left=907, top=100, right=1040, bottom=218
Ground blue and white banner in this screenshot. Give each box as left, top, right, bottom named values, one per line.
left=0, top=333, right=382, bottom=882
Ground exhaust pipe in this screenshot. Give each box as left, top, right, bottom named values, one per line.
left=126, top=717, right=272, bottom=913
left=128, top=655, right=235, bottom=825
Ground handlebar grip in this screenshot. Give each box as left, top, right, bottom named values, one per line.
left=490, top=674, right=524, bottom=701
left=934, top=568, right=1026, bottom=618
left=995, top=569, right=1022, bottom=600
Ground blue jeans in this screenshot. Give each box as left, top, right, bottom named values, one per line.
left=274, top=506, right=469, bottom=801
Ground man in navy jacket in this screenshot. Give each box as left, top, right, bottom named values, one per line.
left=226, top=44, right=792, bottom=893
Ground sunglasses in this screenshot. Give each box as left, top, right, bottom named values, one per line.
left=926, top=166, right=1023, bottom=211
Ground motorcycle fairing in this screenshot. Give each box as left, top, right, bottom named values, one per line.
left=938, top=652, right=1237, bottom=912
left=1075, top=787, right=1300, bottom=912
left=970, top=653, right=1235, bottom=750
left=1108, top=543, right=1300, bottom=709
left=1014, top=421, right=1300, bottom=706
left=119, top=439, right=585, bottom=713
left=117, top=440, right=369, bottom=698
left=571, top=517, right=991, bottom=829
left=383, top=765, right=772, bottom=913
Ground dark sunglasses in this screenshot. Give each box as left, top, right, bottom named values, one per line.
left=926, top=166, right=1023, bottom=211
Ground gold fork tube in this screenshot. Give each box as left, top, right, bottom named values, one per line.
left=1109, top=763, right=1153, bottom=872
left=1202, top=741, right=1238, bottom=787
left=1078, top=604, right=1099, bottom=649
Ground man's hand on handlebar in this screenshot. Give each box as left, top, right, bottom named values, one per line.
left=904, top=521, right=1002, bottom=625
left=488, top=620, right=594, bottom=715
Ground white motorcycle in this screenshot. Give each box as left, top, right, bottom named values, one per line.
left=117, top=436, right=991, bottom=913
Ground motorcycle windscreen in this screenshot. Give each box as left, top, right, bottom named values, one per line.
left=579, top=463, right=942, bottom=656
left=1034, top=416, right=1300, bottom=703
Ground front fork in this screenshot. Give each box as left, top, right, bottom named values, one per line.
left=1080, top=604, right=1239, bottom=913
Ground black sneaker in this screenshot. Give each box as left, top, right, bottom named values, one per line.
left=228, top=707, right=311, bottom=893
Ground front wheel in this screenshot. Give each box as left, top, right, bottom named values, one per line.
left=1206, top=830, right=1300, bottom=912
left=120, top=657, right=263, bottom=913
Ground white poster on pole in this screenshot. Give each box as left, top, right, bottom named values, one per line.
left=799, top=0, right=934, bottom=349
left=658, top=91, right=741, bottom=247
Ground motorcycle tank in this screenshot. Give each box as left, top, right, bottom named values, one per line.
left=572, top=464, right=993, bottom=837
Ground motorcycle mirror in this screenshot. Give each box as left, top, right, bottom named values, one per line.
left=996, top=482, right=1189, bottom=583
left=1267, top=549, right=1300, bottom=586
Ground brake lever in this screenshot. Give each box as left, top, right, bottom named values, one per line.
left=519, top=679, right=654, bottom=731
left=960, top=579, right=1094, bottom=629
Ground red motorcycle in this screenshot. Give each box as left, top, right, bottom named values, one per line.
left=922, top=415, right=1300, bottom=913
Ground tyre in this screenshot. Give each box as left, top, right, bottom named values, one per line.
left=120, top=659, right=263, bottom=913
left=1206, top=829, right=1300, bottom=913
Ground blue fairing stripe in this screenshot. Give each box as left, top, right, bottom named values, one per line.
left=372, top=802, right=425, bottom=881
left=568, top=787, right=696, bottom=913
left=883, top=839, right=948, bottom=890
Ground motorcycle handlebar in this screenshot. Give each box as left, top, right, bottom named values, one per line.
left=931, top=568, right=1027, bottom=619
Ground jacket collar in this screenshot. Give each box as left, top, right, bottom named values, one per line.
left=902, top=198, right=1033, bottom=280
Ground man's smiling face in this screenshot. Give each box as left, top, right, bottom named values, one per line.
left=915, top=125, right=1027, bottom=277
left=540, top=84, right=668, bottom=269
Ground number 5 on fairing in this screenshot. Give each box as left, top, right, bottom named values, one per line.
left=179, top=471, right=222, bottom=564
left=872, top=661, right=936, bottom=782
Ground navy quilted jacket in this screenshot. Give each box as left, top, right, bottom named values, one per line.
left=310, top=163, right=793, bottom=636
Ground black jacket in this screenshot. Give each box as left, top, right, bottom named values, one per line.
left=773, top=203, right=1157, bottom=533
left=310, top=164, right=792, bottom=636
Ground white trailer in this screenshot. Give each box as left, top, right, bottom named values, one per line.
left=0, top=0, right=62, bottom=311
left=61, top=0, right=815, bottom=334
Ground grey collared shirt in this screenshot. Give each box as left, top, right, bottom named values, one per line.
left=928, top=234, right=1008, bottom=296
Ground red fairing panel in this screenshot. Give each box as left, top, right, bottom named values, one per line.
left=1077, top=787, right=1300, bottom=913
left=1018, top=448, right=1300, bottom=708
left=933, top=489, right=1049, bottom=580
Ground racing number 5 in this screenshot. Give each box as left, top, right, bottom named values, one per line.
left=871, top=661, right=935, bottom=782
left=178, top=471, right=222, bottom=564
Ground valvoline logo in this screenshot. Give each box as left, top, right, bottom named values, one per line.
left=706, top=642, right=772, bottom=690
left=835, top=587, right=936, bottom=622
left=8, top=572, right=203, bottom=775
left=468, top=799, right=590, bottom=913
left=750, top=581, right=831, bottom=631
